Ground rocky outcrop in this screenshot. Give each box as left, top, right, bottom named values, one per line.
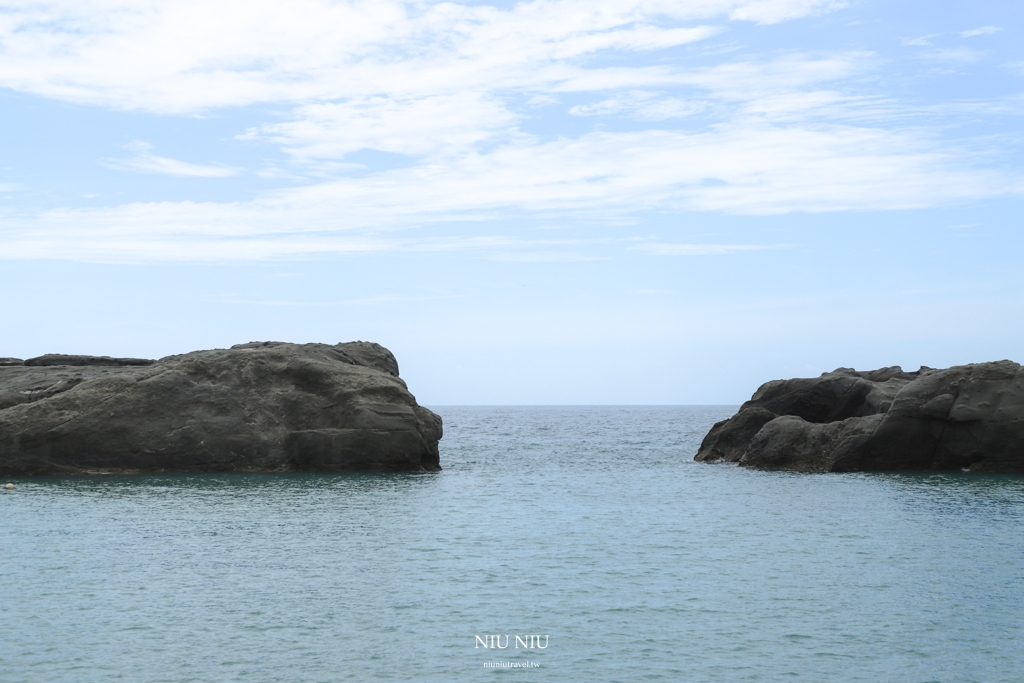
left=0, top=342, right=441, bottom=475
left=696, top=361, right=1024, bottom=473
left=23, top=354, right=155, bottom=367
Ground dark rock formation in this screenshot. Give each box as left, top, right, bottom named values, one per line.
left=696, top=361, right=1024, bottom=473
left=24, top=354, right=155, bottom=367
left=0, top=341, right=441, bottom=475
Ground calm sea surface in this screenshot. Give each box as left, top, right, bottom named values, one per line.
left=2, top=406, right=1023, bottom=682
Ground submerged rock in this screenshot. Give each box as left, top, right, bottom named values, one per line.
left=0, top=341, right=441, bottom=475
left=696, top=361, right=1024, bottom=473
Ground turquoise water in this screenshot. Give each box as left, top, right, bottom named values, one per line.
left=2, top=406, right=1023, bottom=682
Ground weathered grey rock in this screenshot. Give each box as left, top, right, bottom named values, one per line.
left=24, top=354, right=155, bottom=367
left=695, top=407, right=777, bottom=464
left=696, top=367, right=915, bottom=464
left=0, top=341, right=441, bottom=475
left=696, top=361, right=1024, bottom=473
left=740, top=414, right=885, bottom=473
left=0, top=358, right=23, bottom=367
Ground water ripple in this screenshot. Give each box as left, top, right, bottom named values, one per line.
left=1, top=407, right=1022, bottom=682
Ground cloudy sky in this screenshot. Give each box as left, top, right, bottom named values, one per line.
left=1, top=0, right=1021, bottom=403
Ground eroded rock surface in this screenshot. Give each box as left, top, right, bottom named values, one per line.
left=696, top=361, right=1024, bottom=473
left=24, top=354, right=156, bottom=367
left=0, top=341, right=441, bottom=475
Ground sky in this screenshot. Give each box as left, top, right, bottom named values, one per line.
left=1, top=0, right=1022, bottom=404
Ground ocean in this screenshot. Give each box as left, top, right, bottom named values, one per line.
left=2, top=406, right=1023, bottom=682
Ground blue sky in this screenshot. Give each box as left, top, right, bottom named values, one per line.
left=1, top=0, right=1022, bottom=403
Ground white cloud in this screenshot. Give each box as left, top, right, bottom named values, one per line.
left=903, top=34, right=941, bottom=47
left=962, top=26, right=1000, bottom=38
left=247, top=52, right=873, bottom=171
left=210, top=293, right=462, bottom=307
left=570, top=90, right=705, bottom=119
left=922, top=48, right=986, bottom=64
left=727, top=0, right=847, bottom=23
left=665, top=53, right=869, bottom=100
left=242, top=94, right=520, bottom=161
left=631, top=243, right=769, bottom=255
left=104, top=142, right=239, bottom=177
left=0, top=0, right=1018, bottom=264
left=0, top=0, right=837, bottom=113
left=267, top=123, right=1014, bottom=220
left=4, top=120, right=1019, bottom=262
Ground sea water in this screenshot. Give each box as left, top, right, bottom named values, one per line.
left=2, top=406, right=1023, bottom=682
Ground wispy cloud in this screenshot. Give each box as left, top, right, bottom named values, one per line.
left=631, top=243, right=770, bottom=255
left=0, top=0, right=1019, bottom=263
left=241, top=94, right=520, bottom=161
left=569, top=91, right=705, bottom=119
left=0, top=1, right=825, bottom=113
left=2, top=117, right=1020, bottom=262
left=210, top=293, right=462, bottom=307
left=105, top=142, right=239, bottom=177
left=902, top=34, right=942, bottom=47
left=921, top=48, right=987, bottom=64
left=728, top=0, right=848, bottom=23
left=962, top=26, right=1000, bottom=38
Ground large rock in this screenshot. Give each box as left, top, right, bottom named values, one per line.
left=696, top=361, right=1024, bottom=473
left=0, top=342, right=442, bottom=475
left=23, top=354, right=155, bottom=367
